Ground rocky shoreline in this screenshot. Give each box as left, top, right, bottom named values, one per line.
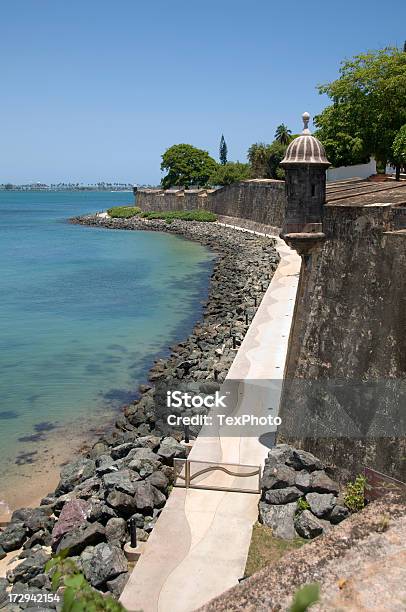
left=0, top=216, right=280, bottom=607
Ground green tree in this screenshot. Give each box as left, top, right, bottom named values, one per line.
left=316, top=46, right=406, bottom=169
left=209, top=161, right=250, bottom=186
left=247, top=142, right=287, bottom=179
left=391, top=124, right=406, bottom=180
left=219, top=134, right=228, bottom=165
left=274, top=124, right=292, bottom=145
left=160, top=144, right=217, bottom=189
left=315, top=105, right=369, bottom=167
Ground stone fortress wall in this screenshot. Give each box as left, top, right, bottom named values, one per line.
left=136, top=179, right=285, bottom=229
left=136, top=177, right=406, bottom=482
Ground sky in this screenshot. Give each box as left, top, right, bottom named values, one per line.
left=0, top=0, right=405, bottom=185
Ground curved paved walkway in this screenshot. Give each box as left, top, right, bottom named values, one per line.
left=120, top=233, right=301, bottom=612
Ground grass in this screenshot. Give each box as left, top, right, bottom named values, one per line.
left=107, top=206, right=141, bottom=218
left=140, top=210, right=217, bottom=222
left=244, top=522, right=307, bottom=578
left=106, top=207, right=217, bottom=223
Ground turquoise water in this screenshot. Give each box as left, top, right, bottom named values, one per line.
left=0, top=191, right=214, bottom=472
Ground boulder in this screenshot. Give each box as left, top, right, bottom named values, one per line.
left=310, top=471, right=339, bottom=494
left=51, top=499, right=90, bottom=546
left=128, top=457, right=161, bottom=478
left=0, top=577, right=8, bottom=607
left=330, top=504, right=350, bottom=524
left=157, top=437, right=187, bottom=462
left=6, top=549, right=50, bottom=584
left=0, top=522, right=28, bottom=552
left=11, top=507, right=54, bottom=534
left=146, top=470, right=169, bottom=491
left=264, top=486, right=302, bottom=505
left=259, top=502, right=297, bottom=539
left=29, top=572, right=51, bottom=590
left=305, top=493, right=337, bottom=518
left=81, top=542, right=128, bottom=588
left=105, top=518, right=127, bottom=546
left=111, top=443, right=136, bottom=460
left=133, top=482, right=155, bottom=514
left=106, top=491, right=137, bottom=518
left=23, top=529, right=52, bottom=549
left=56, top=458, right=96, bottom=494
left=295, top=470, right=311, bottom=492
left=106, top=571, right=130, bottom=598
left=95, top=454, right=115, bottom=476
left=264, top=444, right=294, bottom=469
left=86, top=500, right=116, bottom=525
left=294, top=510, right=324, bottom=539
left=0, top=546, right=6, bottom=560
left=261, top=464, right=296, bottom=491
left=56, top=521, right=105, bottom=555
left=286, top=449, right=324, bottom=472
left=102, top=470, right=137, bottom=495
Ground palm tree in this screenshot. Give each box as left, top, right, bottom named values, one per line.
left=274, top=124, right=292, bottom=145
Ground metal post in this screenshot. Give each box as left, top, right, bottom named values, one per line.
left=184, top=424, right=190, bottom=444
left=232, top=334, right=236, bottom=350
left=128, top=517, right=137, bottom=548
left=245, top=312, right=249, bottom=325
left=254, top=296, right=257, bottom=307
left=185, top=460, right=190, bottom=487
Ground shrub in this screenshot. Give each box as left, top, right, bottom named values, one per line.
left=46, top=551, right=125, bottom=611
left=296, top=497, right=310, bottom=515
left=289, top=583, right=320, bottom=612
left=344, top=474, right=367, bottom=512
left=140, top=210, right=217, bottom=222
left=107, top=206, right=141, bottom=218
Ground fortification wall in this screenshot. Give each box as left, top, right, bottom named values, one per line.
left=137, top=180, right=286, bottom=227
left=278, top=203, right=406, bottom=482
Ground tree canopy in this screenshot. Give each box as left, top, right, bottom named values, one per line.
left=315, top=47, right=406, bottom=168
left=247, top=141, right=287, bottom=179
left=219, top=135, right=228, bottom=165
left=209, top=161, right=250, bottom=186
left=160, top=144, right=217, bottom=189
left=274, top=124, right=292, bottom=145
left=391, top=124, right=406, bottom=179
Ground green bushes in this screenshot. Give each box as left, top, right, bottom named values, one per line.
left=140, top=210, right=217, bottom=223
left=107, top=206, right=141, bottom=218
left=344, top=474, right=367, bottom=512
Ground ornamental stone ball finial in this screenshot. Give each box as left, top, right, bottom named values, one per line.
left=302, top=111, right=311, bottom=134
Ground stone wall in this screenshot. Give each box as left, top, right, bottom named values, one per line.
left=278, top=203, right=406, bottom=482
left=137, top=180, right=285, bottom=228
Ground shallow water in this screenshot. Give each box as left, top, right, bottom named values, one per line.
left=0, top=191, right=214, bottom=489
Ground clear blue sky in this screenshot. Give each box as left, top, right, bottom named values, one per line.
left=0, top=0, right=405, bottom=185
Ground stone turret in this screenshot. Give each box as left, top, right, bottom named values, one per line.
left=280, top=112, right=330, bottom=255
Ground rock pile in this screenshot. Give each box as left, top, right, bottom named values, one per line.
left=1, top=218, right=280, bottom=607
left=259, top=445, right=350, bottom=539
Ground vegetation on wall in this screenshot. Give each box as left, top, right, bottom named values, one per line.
left=107, top=206, right=141, bottom=218
left=315, top=46, right=406, bottom=171
left=343, top=474, right=367, bottom=513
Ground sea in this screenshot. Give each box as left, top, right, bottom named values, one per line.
left=0, top=191, right=215, bottom=505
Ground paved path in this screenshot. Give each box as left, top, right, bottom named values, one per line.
left=120, top=234, right=301, bottom=612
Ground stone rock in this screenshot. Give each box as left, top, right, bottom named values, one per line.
left=129, top=456, right=161, bottom=478
left=146, top=470, right=169, bottom=491
left=157, top=437, right=187, bottom=462
left=111, top=443, right=136, bottom=460
left=105, top=518, right=127, bottom=546
left=128, top=513, right=146, bottom=528
left=23, top=529, right=52, bottom=549
left=295, top=470, right=312, bottom=492
left=264, top=486, right=302, bottom=505
left=286, top=449, right=324, bottom=472
left=56, top=458, right=96, bottom=494
left=102, top=470, right=137, bottom=495
left=127, top=447, right=160, bottom=466
left=56, top=521, right=105, bottom=555
left=330, top=504, right=350, bottom=524
left=259, top=502, right=297, bottom=539
left=106, top=491, right=137, bottom=518
left=81, top=542, right=128, bottom=588
left=0, top=522, right=27, bottom=552
left=264, top=444, right=294, bottom=470
left=106, top=571, right=130, bottom=598
left=134, top=435, right=161, bottom=451
left=86, top=500, right=116, bottom=525
left=28, top=572, right=51, bottom=589
left=95, top=454, right=115, bottom=476
left=0, top=577, right=8, bottom=607
left=294, top=510, right=324, bottom=539
left=7, top=549, right=50, bottom=584
left=11, top=507, right=54, bottom=534
left=51, top=499, right=90, bottom=546
left=310, top=471, right=339, bottom=494
left=133, top=482, right=155, bottom=513
left=306, top=493, right=337, bottom=518
left=136, top=528, right=149, bottom=542
left=261, top=464, right=296, bottom=491
left=74, top=476, right=101, bottom=499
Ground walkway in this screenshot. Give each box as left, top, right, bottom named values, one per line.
left=120, top=233, right=301, bottom=612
